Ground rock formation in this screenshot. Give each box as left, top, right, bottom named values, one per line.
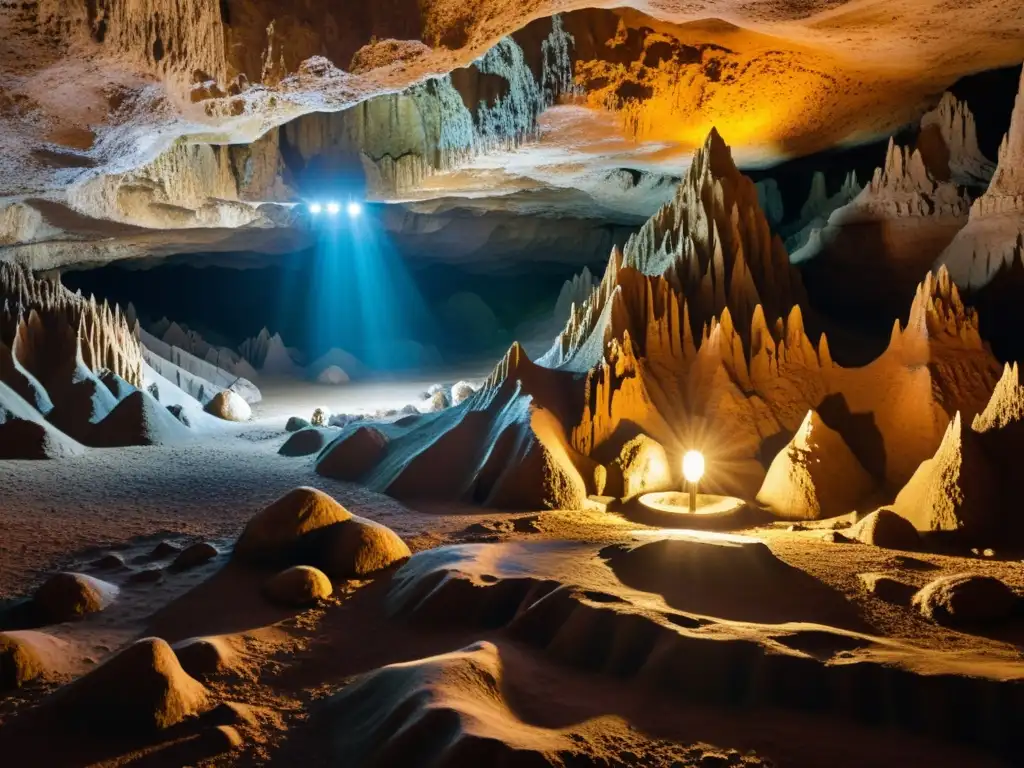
left=833, top=137, right=971, bottom=222
left=204, top=390, right=252, bottom=422
left=542, top=128, right=804, bottom=373
left=912, top=574, right=1019, bottom=626
left=264, top=566, right=333, bottom=606
left=784, top=171, right=862, bottom=258
left=0, top=264, right=143, bottom=398
left=918, top=92, right=996, bottom=188
left=89, top=389, right=192, bottom=447
left=334, top=133, right=998, bottom=508
left=847, top=509, right=921, bottom=550
left=234, top=487, right=410, bottom=578
left=936, top=68, right=1024, bottom=290
left=33, top=572, right=118, bottom=623
left=757, top=410, right=874, bottom=520
left=0, top=380, right=85, bottom=459
left=889, top=362, right=1024, bottom=542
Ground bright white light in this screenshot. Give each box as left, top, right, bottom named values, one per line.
left=308, top=202, right=322, bottom=215
left=326, top=202, right=341, bottom=215
left=682, top=450, right=705, bottom=484
left=347, top=201, right=363, bottom=217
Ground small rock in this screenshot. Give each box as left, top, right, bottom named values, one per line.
left=857, top=573, right=916, bottom=605
left=205, top=390, right=251, bottom=422
left=90, top=553, right=126, bottom=570
left=166, top=404, right=190, bottom=427
left=821, top=531, right=851, bottom=544
left=285, top=416, right=310, bottom=432
left=847, top=509, right=920, bottom=550
left=171, top=542, right=218, bottom=571
left=279, top=427, right=329, bottom=457
left=33, top=573, right=118, bottom=622
left=912, top=574, right=1019, bottom=626
left=311, top=407, right=331, bottom=427
left=172, top=637, right=234, bottom=679
left=149, top=541, right=181, bottom=559
left=983, top=548, right=995, bottom=558
left=787, top=523, right=807, bottom=532
left=264, top=565, right=333, bottom=606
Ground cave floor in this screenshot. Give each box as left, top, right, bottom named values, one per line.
left=1, top=382, right=1023, bottom=767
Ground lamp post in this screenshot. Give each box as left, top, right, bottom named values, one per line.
left=682, top=450, right=705, bottom=513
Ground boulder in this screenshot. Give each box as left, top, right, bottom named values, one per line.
left=171, top=636, right=236, bottom=680
left=42, top=637, right=209, bottom=732
left=316, top=426, right=389, bottom=481
left=234, top=487, right=352, bottom=564
left=605, top=434, right=672, bottom=500
left=912, top=574, right=1019, bottom=626
left=204, top=390, right=251, bottom=422
left=33, top=573, right=118, bottom=623
left=171, top=542, right=219, bottom=570
left=264, top=566, right=333, bottom=606
left=0, top=631, right=68, bottom=689
left=311, top=407, right=331, bottom=427
left=279, top=427, right=330, bottom=457
left=285, top=416, right=310, bottom=432
left=318, top=518, right=412, bottom=579
left=848, top=509, right=921, bottom=550
left=857, top=573, right=916, bottom=604
left=451, top=381, right=476, bottom=406
left=234, top=487, right=410, bottom=578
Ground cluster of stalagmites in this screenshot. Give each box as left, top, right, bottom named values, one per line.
left=0, top=263, right=250, bottom=457
left=937, top=68, right=1024, bottom=290
left=309, top=126, right=1004, bottom=520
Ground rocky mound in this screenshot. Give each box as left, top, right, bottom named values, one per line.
left=601, top=535, right=864, bottom=629
left=757, top=410, right=875, bottom=520
left=234, top=487, right=410, bottom=578
left=204, top=390, right=251, bottom=422
left=279, top=427, right=331, bottom=457
left=308, top=641, right=578, bottom=766
left=0, top=380, right=84, bottom=459
left=33, top=572, right=118, bottom=623
left=912, top=574, right=1019, bottom=626
left=285, top=416, right=310, bottom=432
left=0, top=631, right=70, bottom=690
left=848, top=510, right=921, bottom=550
left=37, top=637, right=209, bottom=733
left=171, top=637, right=238, bottom=680
left=99, top=370, right=137, bottom=401
left=45, top=363, right=120, bottom=442
left=264, top=566, right=333, bottom=606
left=89, top=389, right=191, bottom=447
left=316, top=426, right=390, bottom=481
left=315, top=365, right=349, bottom=385
left=171, top=542, right=219, bottom=571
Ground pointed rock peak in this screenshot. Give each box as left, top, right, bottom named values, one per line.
left=972, top=362, right=1024, bottom=433
left=699, top=127, right=739, bottom=180
left=990, top=67, right=1024, bottom=195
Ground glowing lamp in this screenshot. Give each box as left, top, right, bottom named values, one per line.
left=347, top=201, right=363, bottom=217
left=325, top=201, right=341, bottom=215
left=682, top=450, right=705, bottom=513
left=308, top=202, right=322, bottom=215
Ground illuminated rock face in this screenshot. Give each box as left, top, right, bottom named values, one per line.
left=329, top=131, right=1000, bottom=509
left=936, top=69, right=1024, bottom=291
left=1, top=4, right=1021, bottom=265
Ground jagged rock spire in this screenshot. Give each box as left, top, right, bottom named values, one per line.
left=990, top=67, right=1024, bottom=198
left=919, top=92, right=995, bottom=187
left=972, top=363, right=1024, bottom=433
left=0, top=263, right=143, bottom=390
left=542, top=128, right=804, bottom=371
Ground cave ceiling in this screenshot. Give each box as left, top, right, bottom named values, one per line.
left=1, top=0, right=1022, bottom=269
